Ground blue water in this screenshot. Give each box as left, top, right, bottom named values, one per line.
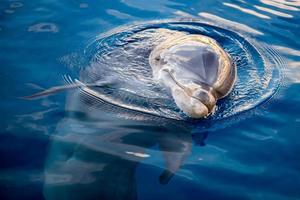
left=1, top=0, right=300, bottom=200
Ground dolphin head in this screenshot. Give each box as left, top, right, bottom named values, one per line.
left=149, top=33, right=235, bottom=119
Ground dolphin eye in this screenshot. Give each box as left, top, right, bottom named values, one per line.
left=157, top=57, right=167, bottom=65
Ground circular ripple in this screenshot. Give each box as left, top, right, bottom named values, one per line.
left=77, top=21, right=282, bottom=120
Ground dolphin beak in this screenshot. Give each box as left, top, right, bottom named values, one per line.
left=171, top=88, right=209, bottom=118
left=192, top=88, right=217, bottom=114
left=159, top=68, right=216, bottom=118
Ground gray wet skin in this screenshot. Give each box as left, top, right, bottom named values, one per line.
left=149, top=32, right=236, bottom=118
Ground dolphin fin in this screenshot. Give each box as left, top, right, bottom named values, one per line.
left=20, top=83, right=82, bottom=100
left=26, top=83, right=46, bottom=90
left=159, top=169, right=174, bottom=185
left=20, top=79, right=110, bottom=100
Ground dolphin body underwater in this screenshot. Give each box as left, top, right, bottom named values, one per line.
left=39, top=70, right=208, bottom=200
left=23, top=29, right=236, bottom=119
left=42, top=89, right=200, bottom=200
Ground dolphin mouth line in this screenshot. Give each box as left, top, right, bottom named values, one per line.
left=163, top=68, right=214, bottom=112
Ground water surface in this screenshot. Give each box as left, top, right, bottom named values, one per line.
left=1, top=0, right=300, bottom=199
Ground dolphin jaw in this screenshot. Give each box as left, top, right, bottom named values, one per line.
left=157, top=67, right=217, bottom=118
left=171, top=87, right=211, bottom=118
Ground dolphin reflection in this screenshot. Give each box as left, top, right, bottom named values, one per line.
left=43, top=90, right=208, bottom=200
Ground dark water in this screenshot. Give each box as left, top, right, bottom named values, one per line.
left=1, top=0, right=300, bottom=200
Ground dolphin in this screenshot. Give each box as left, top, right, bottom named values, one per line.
left=22, top=29, right=236, bottom=119
left=149, top=32, right=236, bottom=118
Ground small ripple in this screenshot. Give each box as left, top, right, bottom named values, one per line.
left=198, top=12, right=263, bottom=35
left=254, top=5, right=293, bottom=18
left=121, top=0, right=184, bottom=13
left=79, top=3, right=89, bottom=9
left=260, top=0, right=300, bottom=11
left=106, top=9, right=133, bottom=20
left=4, top=9, right=15, bottom=14
left=10, top=2, right=23, bottom=8
left=28, top=23, right=59, bottom=33
left=223, top=3, right=270, bottom=19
